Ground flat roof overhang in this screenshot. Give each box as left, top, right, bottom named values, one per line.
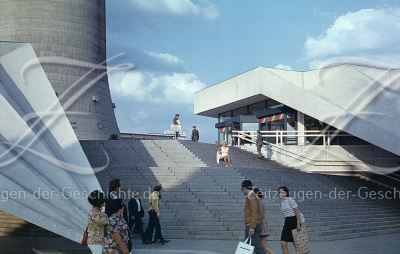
left=195, top=94, right=269, bottom=118
left=194, top=65, right=400, bottom=156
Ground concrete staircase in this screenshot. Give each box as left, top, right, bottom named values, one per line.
left=80, top=140, right=400, bottom=241
left=3, top=139, right=399, bottom=241
left=179, top=140, right=291, bottom=169
left=238, top=167, right=400, bottom=241
left=81, top=139, right=247, bottom=240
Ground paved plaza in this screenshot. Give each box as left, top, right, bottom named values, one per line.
left=1, top=232, right=399, bottom=254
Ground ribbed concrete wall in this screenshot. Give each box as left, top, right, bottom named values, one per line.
left=0, top=0, right=120, bottom=140
left=0, top=42, right=101, bottom=242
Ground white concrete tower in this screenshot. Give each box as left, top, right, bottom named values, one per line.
left=0, top=0, right=120, bottom=140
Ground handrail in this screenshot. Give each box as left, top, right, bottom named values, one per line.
left=232, top=130, right=352, bottom=146
left=233, top=130, right=400, bottom=187
left=267, top=142, right=400, bottom=187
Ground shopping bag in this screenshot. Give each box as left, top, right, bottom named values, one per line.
left=292, top=226, right=310, bottom=254
left=234, top=237, right=254, bottom=254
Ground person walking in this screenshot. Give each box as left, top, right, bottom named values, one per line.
left=278, top=186, right=302, bottom=254
left=143, top=185, right=170, bottom=245
left=172, top=114, right=181, bottom=139
left=105, top=179, right=128, bottom=222
left=191, top=126, right=199, bottom=142
left=128, top=190, right=145, bottom=243
left=87, top=190, right=108, bottom=254
left=240, top=180, right=266, bottom=254
left=256, top=130, right=264, bottom=159
left=253, top=188, right=276, bottom=254
left=103, top=199, right=130, bottom=254
left=105, top=179, right=131, bottom=252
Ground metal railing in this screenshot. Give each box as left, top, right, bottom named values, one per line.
left=232, top=130, right=400, bottom=188
left=232, top=130, right=352, bottom=146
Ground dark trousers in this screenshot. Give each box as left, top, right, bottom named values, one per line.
left=129, top=216, right=145, bottom=241
left=257, top=144, right=263, bottom=158
left=144, top=210, right=165, bottom=242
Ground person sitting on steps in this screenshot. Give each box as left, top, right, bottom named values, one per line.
left=218, top=141, right=233, bottom=167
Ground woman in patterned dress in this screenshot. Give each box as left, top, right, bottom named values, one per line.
left=87, top=190, right=108, bottom=254
left=103, top=199, right=129, bottom=254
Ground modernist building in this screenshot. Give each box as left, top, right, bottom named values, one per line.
left=194, top=64, right=400, bottom=177
left=0, top=0, right=119, bottom=140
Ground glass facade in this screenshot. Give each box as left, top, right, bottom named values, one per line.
left=249, top=101, right=267, bottom=115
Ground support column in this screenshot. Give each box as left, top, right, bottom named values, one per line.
left=297, top=111, right=306, bottom=145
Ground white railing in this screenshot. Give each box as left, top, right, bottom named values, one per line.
left=232, top=130, right=352, bottom=146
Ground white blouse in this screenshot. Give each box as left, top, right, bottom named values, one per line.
left=280, top=197, right=297, bottom=217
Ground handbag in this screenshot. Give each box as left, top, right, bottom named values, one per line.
left=171, top=124, right=181, bottom=132
left=81, top=227, right=88, bottom=246
left=300, top=212, right=305, bottom=224
left=234, top=237, right=254, bottom=254
left=292, top=226, right=310, bottom=254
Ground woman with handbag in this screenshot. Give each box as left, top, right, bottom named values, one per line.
left=103, top=199, right=130, bottom=254
left=87, top=190, right=108, bottom=254
left=278, top=186, right=301, bottom=254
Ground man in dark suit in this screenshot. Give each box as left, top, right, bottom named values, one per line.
left=128, top=190, right=145, bottom=242
left=105, top=179, right=128, bottom=222
left=191, top=126, right=199, bottom=142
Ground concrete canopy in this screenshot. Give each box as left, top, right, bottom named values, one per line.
left=0, top=42, right=102, bottom=242
left=194, top=65, right=400, bottom=156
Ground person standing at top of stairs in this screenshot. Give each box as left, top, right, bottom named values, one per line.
left=172, top=114, right=181, bottom=139
left=256, top=130, right=265, bottom=159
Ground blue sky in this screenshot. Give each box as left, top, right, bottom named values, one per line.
left=105, top=0, right=400, bottom=143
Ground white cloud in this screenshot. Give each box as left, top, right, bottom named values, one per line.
left=145, top=51, right=187, bottom=71
left=110, top=71, right=207, bottom=105
left=131, top=0, right=219, bottom=21
left=128, top=110, right=149, bottom=132
left=304, top=8, right=400, bottom=67
left=199, top=0, right=219, bottom=20
left=274, top=64, right=293, bottom=70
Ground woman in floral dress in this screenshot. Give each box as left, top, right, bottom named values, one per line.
left=103, top=199, right=129, bottom=254
left=87, top=190, right=108, bottom=254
